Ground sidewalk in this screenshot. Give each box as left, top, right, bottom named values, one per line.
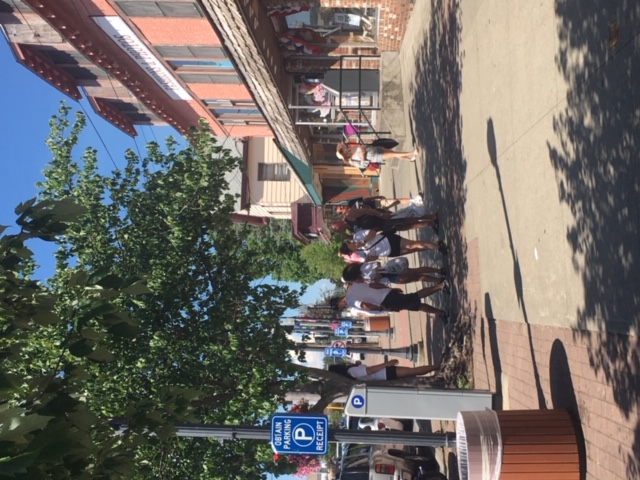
left=377, top=0, right=640, bottom=479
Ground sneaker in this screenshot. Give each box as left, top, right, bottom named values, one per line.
left=441, top=279, right=452, bottom=299
left=438, top=240, right=449, bottom=254
left=438, top=311, right=450, bottom=326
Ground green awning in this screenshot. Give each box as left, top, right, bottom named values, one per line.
left=274, top=141, right=322, bottom=205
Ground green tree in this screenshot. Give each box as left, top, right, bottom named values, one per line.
left=0, top=106, right=445, bottom=479
left=234, top=219, right=319, bottom=285
left=1, top=104, right=304, bottom=479
left=300, top=236, right=345, bottom=282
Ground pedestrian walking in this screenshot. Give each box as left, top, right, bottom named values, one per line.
left=330, top=281, right=451, bottom=324
left=328, top=359, right=439, bottom=381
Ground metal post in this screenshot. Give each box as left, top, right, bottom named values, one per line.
left=177, top=424, right=455, bottom=448
left=110, top=422, right=455, bottom=448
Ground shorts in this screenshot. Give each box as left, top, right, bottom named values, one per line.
left=385, top=233, right=402, bottom=257
left=381, top=273, right=400, bottom=283
left=381, top=290, right=421, bottom=312
left=365, top=146, right=383, bottom=164
left=385, top=366, right=398, bottom=380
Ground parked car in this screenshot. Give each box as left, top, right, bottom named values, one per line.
left=357, top=417, right=405, bottom=431
left=339, top=414, right=360, bottom=430
left=337, top=444, right=441, bottom=480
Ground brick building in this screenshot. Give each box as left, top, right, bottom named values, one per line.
left=1, top=0, right=414, bottom=241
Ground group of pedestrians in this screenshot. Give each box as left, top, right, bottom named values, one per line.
left=328, top=195, right=452, bottom=325
left=325, top=146, right=444, bottom=383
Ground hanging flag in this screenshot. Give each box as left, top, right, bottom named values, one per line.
left=278, top=28, right=325, bottom=56
left=267, top=5, right=311, bottom=17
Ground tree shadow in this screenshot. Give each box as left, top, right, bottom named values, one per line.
left=409, top=0, right=467, bottom=349
left=549, top=339, right=587, bottom=480
left=487, top=118, right=547, bottom=409
left=550, top=2, right=640, bottom=476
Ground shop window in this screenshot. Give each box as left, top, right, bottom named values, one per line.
left=258, top=163, right=290, bottom=182
left=116, top=1, right=202, bottom=17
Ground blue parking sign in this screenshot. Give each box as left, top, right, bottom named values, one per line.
left=335, top=326, right=349, bottom=337
left=340, top=320, right=353, bottom=328
left=324, top=347, right=347, bottom=357
left=271, top=414, right=328, bottom=454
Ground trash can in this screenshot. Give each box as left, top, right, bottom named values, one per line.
left=457, top=409, right=581, bottom=480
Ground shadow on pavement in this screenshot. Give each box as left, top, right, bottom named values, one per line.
left=483, top=294, right=503, bottom=410
left=549, top=2, right=640, bottom=476
left=408, top=0, right=466, bottom=368
left=486, top=118, right=546, bottom=410
left=549, top=339, right=587, bottom=480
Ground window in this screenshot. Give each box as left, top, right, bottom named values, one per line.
left=39, top=48, right=89, bottom=66
left=204, top=99, right=256, bottom=108
left=258, top=163, right=290, bottom=181
left=155, top=46, right=227, bottom=59
left=219, top=119, right=266, bottom=126
left=214, top=108, right=261, bottom=116
left=168, top=59, right=234, bottom=71
left=63, top=66, right=110, bottom=80
left=116, top=1, right=202, bottom=17
left=179, top=73, right=242, bottom=84
left=0, top=0, right=32, bottom=13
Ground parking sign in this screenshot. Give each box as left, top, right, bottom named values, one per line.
left=324, top=347, right=347, bottom=357
left=335, top=326, right=349, bottom=337
left=271, top=414, right=328, bottom=454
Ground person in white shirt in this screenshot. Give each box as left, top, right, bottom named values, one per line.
left=329, top=280, right=451, bottom=325
left=338, top=229, right=447, bottom=262
left=328, top=359, right=439, bottom=381
left=336, top=142, right=418, bottom=170
left=342, top=261, right=446, bottom=285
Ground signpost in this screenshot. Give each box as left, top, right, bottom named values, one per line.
left=334, top=326, right=349, bottom=337
left=331, top=340, right=346, bottom=349
left=270, top=414, right=328, bottom=455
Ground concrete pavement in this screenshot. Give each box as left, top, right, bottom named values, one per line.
left=376, top=0, right=640, bottom=479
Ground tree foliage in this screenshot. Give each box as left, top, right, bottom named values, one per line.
left=0, top=104, right=306, bottom=479
left=233, top=219, right=319, bottom=285
left=300, top=236, right=345, bottom=282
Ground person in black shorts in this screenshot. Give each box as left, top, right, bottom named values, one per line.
left=328, top=359, right=439, bottom=381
